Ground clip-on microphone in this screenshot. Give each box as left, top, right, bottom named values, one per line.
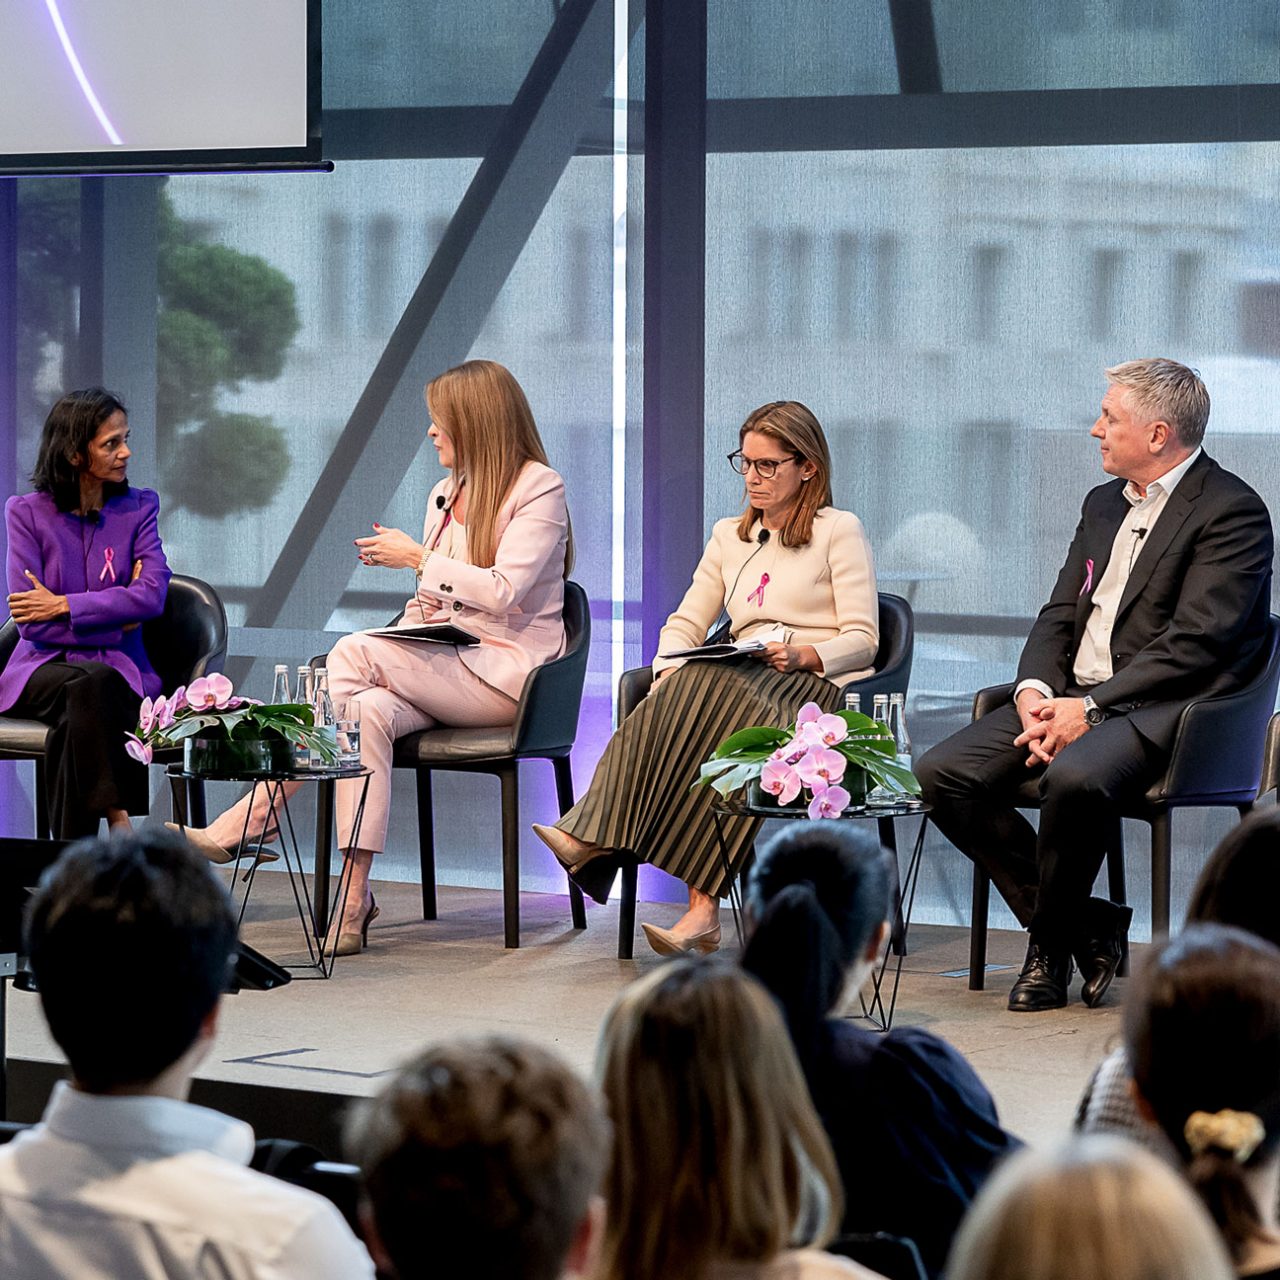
left=705, top=528, right=771, bottom=643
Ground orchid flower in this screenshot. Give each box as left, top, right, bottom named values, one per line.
left=795, top=746, right=847, bottom=787
left=124, top=734, right=154, bottom=766
left=813, top=713, right=848, bottom=746
left=186, top=673, right=236, bottom=711
left=137, top=696, right=156, bottom=735
left=760, top=758, right=802, bottom=805
left=808, top=784, right=851, bottom=820
left=770, top=737, right=810, bottom=768
left=168, top=685, right=188, bottom=713
left=153, top=695, right=174, bottom=730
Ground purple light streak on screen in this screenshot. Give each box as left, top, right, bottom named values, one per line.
left=42, top=0, right=123, bottom=146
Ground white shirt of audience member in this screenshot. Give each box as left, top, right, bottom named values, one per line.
left=0, top=1081, right=375, bottom=1280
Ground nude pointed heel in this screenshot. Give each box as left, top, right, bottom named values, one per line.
left=166, top=821, right=280, bottom=867
left=640, top=921, right=722, bottom=957
left=333, top=894, right=380, bottom=958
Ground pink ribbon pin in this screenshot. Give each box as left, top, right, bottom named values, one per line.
left=99, top=547, right=116, bottom=583
left=746, top=572, right=769, bottom=607
left=1079, top=557, right=1094, bottom=597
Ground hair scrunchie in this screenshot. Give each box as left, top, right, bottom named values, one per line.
left=1184, top=1109, right=1266, bottom=1163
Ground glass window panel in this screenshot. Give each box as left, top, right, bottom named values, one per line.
left=708, top=0, right=898, bottom=98
left=707, top=140, right=1280, bottom=928
left=324, top=0, right=557, bottom=108
left=706, top=140, right=1280, bottom=703
left=934, top=0, right=1280, bottom=91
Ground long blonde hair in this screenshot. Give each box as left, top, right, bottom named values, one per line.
left=947, top=1135, right=1234, bottom=1280
left=425, top=359, right=574, bottom=573
left=734, top=400, right=834, bottom=549
left=594, top=957, right=843, bottom=1280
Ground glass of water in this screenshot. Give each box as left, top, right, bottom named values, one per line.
left=335, top=703, right=361, bottom=768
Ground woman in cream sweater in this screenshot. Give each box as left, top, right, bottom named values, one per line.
left=535, top=400, right=877, bottom=955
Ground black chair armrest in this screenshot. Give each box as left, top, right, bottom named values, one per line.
left=972, top=682, right=1015, bottom=721
left=618, top=666, right=654, bottom=725
left=1159, top=686, right=1275, bottom=800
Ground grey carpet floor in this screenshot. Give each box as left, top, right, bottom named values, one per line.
left=6, top=872, right=1128, bottom=1147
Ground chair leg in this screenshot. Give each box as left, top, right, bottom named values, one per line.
left=34, top=761, right=50, bottom=841
left=878, top=815, right=906, bottom=957
left=1106, top=819, right=1127, bottom=904
left=170, top=777, right=190, bottom=826
left=500, top=765, right=520, bottom=949
left=1107, top=819, right=1130, bottom=976
left=617, top=861, right=638, bottom=960
left=1150, top=811, right=1172, bottom=939
left=187, top=778, right=208, bottom=828
left=969, top=867, right=990, bottom=992
left=552, top=757, right=586, bottom=930
left=416, top=770, right=437, bottom=921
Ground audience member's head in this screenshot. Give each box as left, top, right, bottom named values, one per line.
left=594, top=955, right=843, bottom=1280
left=25, top=828, right=236, bottom=1093
left=1125, top=923, right=1280, bottom=1266
left=742, top=824, right=892, bottom=1058
left=947, top=1134, right=1234, bottom=1280
left=347, top=1036, right=608, bottom=1280
left=1185, top=808, right=1280, bottom=946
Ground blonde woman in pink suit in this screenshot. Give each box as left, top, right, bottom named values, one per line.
left=177, top=361, right=572, bottom=955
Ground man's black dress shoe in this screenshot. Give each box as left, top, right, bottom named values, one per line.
left=1074, top=902, right=1134, bottom=1009
left=1007, top=943, right=1073, bottom=1012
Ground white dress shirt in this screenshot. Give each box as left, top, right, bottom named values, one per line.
left=1017, top=447, right=1202, bottom=701
left=0, top=1082, right=375, bottom=1280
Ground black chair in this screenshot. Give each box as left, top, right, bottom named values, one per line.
left=391, top=581, right=591, bottom=949
left=0, top=574, right=228, bottom=837
left=966, top=615, right=1280, bottom=990
left=829, top=1233, right=928, bottom=1280
left=612, top=593, right=916, bottom=958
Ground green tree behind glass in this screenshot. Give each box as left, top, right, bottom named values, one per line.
left=17, top=180, right=298, bottom=517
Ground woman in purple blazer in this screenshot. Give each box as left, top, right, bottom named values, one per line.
left=3, top=389, right=171, bottom=838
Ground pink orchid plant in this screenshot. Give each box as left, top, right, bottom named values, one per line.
left=125, top=676, right=336, bottom=766
left=697, top=699, right=919, bottom=819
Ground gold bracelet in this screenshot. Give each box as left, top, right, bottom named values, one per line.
left=415, top=546, right=433, bottom=580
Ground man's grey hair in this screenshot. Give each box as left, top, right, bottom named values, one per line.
left=1105, top=358, right=1210, bottom=449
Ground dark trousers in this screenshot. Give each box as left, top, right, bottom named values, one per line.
left=915, top=699, right=1161, bottom=951
left=9, top=660, right=147, bottom=839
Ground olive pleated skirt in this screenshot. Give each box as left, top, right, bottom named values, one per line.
left=558, top=661, right=842, bottom=898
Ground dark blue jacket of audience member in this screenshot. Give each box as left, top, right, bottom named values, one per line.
left=806, top=1019, right=1019, bottom=1279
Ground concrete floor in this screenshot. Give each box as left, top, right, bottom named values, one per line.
left=6, top=871, right=1130, bottom=1147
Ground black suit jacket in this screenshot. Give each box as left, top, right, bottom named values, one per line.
left=1016, top=452, right=1274, bottom=751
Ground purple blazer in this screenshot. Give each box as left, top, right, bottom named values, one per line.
left=1, top=488, right=172, bottom=713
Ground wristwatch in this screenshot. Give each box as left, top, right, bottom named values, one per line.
left=1082, top=695, right=1107, bottom=726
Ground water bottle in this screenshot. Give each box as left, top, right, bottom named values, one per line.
left=890, top=692, right=919, bottom=808
left=269, top=663, right=291, bottom=705
left=843, top=691, right=861, bottom=716
left=867, top=693, right=895, bottom=807
left=294, top=665, right=315, bottom=768
left=311, top=667, right=338, bottom=770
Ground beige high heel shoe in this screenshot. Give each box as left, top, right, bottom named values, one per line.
left=332, top=894, right=380, bottom=958
left=640, top=921, right=722, bottom=957
left=165, top=822, right=280, bottom=867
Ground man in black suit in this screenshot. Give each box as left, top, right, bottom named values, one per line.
left=917, top=359, right=1274, bottom=1012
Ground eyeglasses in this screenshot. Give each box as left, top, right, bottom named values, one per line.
left=727, top=451, right=800, bottom=479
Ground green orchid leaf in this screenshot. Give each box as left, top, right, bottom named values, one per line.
left=863, top=756, right=922, bottom=794
left=710, top=761, right=763, bottom=798
left=712, top=724, right=790, bottom=758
